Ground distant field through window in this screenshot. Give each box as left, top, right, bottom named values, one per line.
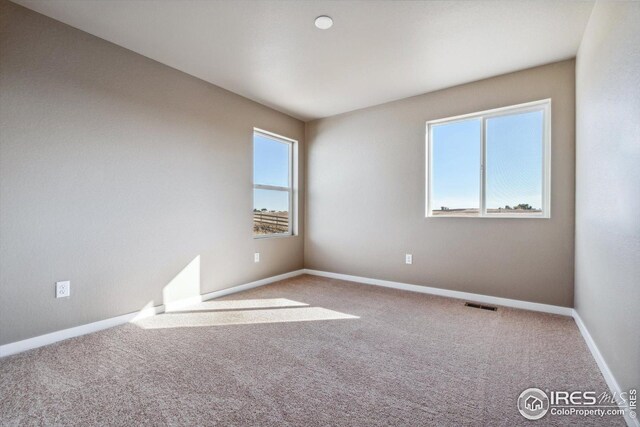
left=427, top=100, right=550, bottom=218
left=253, top=129, right=294, bottom=237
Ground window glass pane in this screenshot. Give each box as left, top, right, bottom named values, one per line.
left=431, top=119, right=481, bottom=216
left=253, top=189, right=289, bottom=235
left=485, top=110, right=543, bottom=214
left=253, top=133, right=289, bottom=187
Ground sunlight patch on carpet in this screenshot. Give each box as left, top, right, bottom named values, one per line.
left=133, top=307, right=358, bottom=329
left=166, top=298, right=309, bottom=313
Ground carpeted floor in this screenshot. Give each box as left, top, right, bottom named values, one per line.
left=0, top=275, right=625, bottom=426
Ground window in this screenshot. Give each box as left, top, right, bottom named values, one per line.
left=426, top=99, right=550, bottom=218
left=253, top=129, right=295, bottom=237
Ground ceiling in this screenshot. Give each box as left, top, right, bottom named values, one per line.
left=13, top=0, right=594, bottom=121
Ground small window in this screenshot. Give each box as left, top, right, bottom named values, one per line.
left=426, top=100, right=550, bottom=218
left=253, top=129, right=294, bottom=237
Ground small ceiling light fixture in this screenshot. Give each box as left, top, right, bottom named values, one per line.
left=314, top=15, right=333, bottom=30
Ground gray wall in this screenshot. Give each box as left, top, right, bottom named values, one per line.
left=0, top=0, right=304, bottom=345
left=575, top=2, right=640, bottom=393
left=306, top=60, right=576, bottom=307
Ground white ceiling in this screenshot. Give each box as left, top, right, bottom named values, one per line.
left=14, top=0, right=594, bottom=121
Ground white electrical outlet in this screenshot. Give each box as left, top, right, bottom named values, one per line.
left=56, top=281, right=70, bottom=298
left=254, top=252, right=260, bottom=263
left=405, top=254, right=413, bottom=265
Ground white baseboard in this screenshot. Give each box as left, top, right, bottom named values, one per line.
left=201, top=269, right=305, bottom=301
left=0, top=269, right=305, bottom=358
left=163, top=296, right=204, bottom=312
left=303, top=269, right=573, bottom=316
left=573, top=310, right=638, bottom=427
left=0, top=304, right=164, bottom=358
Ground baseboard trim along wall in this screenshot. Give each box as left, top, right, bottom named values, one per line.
left=0, top=269, right=306, bottom=358
left=573, top=311, right=639, bottom=427
left=303, top=269, right=636, bottom=427
left=0, top=304, right=165, bottom=358
left=303, top=269, right=574, bottom=316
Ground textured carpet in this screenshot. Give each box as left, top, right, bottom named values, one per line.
left=0, top=275, right=625, bottom=426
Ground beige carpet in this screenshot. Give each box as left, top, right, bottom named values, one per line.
left=0, top=275, right=625, bottom=426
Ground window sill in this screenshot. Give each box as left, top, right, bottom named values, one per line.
left=253, top=233, right=296, bottom=240
left=426, top=214, right=550, bottom=219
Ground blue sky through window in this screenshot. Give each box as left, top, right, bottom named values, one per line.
left=431, top=110, right=543, bottom=212
left=431, top=119, right=481, bottom=209
left=253, top=133, right=290, bottom=212
left=486, top=111, right=543, bottom=210
left=254, top=188, right=288, bottom=212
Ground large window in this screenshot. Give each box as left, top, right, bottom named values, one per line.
left=426, top=99, right=550, bottom=218
left=253, top=129, right=294, bottom=237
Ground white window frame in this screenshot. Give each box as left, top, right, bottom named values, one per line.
left=253, top=128, right=296, bottom=238
left=426, top=99, right=551, bottom=219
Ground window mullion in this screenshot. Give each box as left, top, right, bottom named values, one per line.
left=289, top=142, right=294, bottom=233
left=254, top=184, right=290, bottom=192
left=480, top=117, right=487, bottom=217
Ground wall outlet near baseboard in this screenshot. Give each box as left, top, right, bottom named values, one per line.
left=254, top=252, right=260, bottom=263
left=56, top=281, right=70, bottom=298
left=405, top=254, right=413, bottom=265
